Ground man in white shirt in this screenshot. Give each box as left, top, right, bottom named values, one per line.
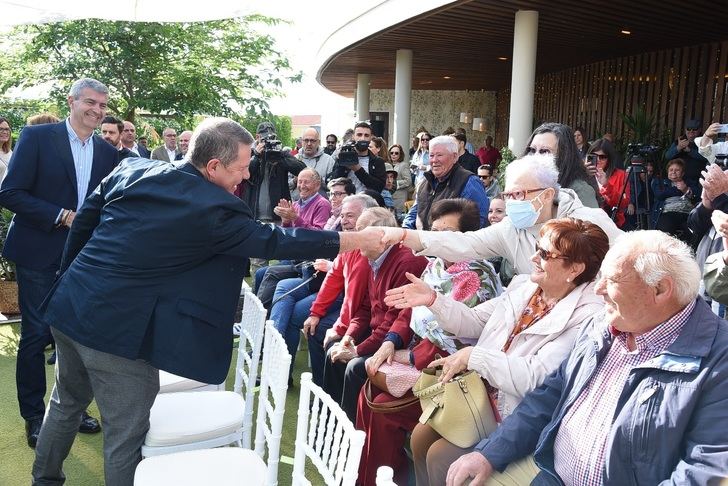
left=151, top=127, right=179, bottom=162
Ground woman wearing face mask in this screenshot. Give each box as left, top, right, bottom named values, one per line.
left=379, top=154, right=622, bottom=276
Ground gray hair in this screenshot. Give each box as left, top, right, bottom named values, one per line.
left=188, top=118, right=254, bottom=169
left=342, top=194, right=378, bottom=211
left=616, top=230, right=700, bottom=306
left=359, top=207, right=397, bottom=228
left=505, top=154, right=561, bottom=193
left=68, top=78, right=108, bottom=99
left=428, top=135, right=458, bottom=155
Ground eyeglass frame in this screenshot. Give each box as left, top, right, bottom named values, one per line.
left=0, top=128, right=11, bottom=133
left=534, top=242, right=568, bottom=262
left=501, top=187, right=548, bottom=201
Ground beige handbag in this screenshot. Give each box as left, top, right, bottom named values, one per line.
left=412, top=367, right=497, bottom=448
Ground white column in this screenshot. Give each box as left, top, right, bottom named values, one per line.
left=393, top=49, right=413, bottom=152
left=507, top=10, right=539, bottom=154
left=355, top=73, right=371, bottom=122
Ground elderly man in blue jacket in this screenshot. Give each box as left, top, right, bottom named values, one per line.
left=446, top=230, right=728, bottom=486
left=31, top=118, right=383, bottom=486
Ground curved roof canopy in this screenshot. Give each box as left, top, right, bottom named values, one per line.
left=317, top=0, right=728, bottom=97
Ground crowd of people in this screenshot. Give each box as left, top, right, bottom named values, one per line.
left=0, top=77, right=727, bottom=486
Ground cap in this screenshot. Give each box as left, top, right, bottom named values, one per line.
left=256, top=121, right=275, bottom=134
left=385, top=163, right=398, bottom=175
left=686, top=119, right=701, bottom=130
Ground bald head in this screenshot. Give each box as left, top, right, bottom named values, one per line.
left=302, top=127, right=320, bottom=157
left=179, top=130, right=193, bottom=155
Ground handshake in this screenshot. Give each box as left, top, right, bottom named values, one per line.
left=338, top=227, right=420, bottom=255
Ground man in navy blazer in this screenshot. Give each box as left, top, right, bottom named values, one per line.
left=0, top=78, right=118, bottom=449
left=31, top=117, right=382, bottom=485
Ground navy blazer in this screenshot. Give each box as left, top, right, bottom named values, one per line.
left=43, top=158, right=340, bottom=383
left=0, top=120, right=119, bottom=270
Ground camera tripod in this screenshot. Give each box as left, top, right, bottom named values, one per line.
left=613, top=161, right=653, bottom=230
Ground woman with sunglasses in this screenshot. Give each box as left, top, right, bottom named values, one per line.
left=589, top=138, right=630, bottom=229
left=411, top=131, right=432, bottom=184
left=385, top=218, right=608, bottom=486
left=0, top=117, right=13, bottom=181
left=386, top=143, right=412, bottom=215
left=381, top=154, right=622, bottom=277
left=523, top=123, right=600, bottom=208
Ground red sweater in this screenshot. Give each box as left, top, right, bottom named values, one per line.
left=311, top=250, right=370, bottom=330
left=344, top=245, right=428, bottom=356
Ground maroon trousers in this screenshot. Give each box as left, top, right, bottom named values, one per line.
left=355, top=386, right=422, bottom=486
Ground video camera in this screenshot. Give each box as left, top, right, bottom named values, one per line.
left=257, top=124, right=283, bottom=161
left=338, top=140, right=360, bottom=168
left=625, top=143, right=660, bottom=169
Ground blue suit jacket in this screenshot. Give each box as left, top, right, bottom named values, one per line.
left=43, top=158, right=340, bottom=383
left=0, top=120, right=119, bottom=269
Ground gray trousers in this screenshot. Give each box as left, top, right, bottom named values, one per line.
left=32, top=328, right=159, bottom=486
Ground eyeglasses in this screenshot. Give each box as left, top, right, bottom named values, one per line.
left=303, top=138, right=319, bottom=144
left=0, top=128, right=10, bottom=133
left=478, top=175, right=492, bottom=180
left=501, top=187, right=547, bottom=201
left=326, top=140, right=336, bottom=145
left=535, top=242, right=567, bottom=261
left=526, top=147, right=553, bottom=155
left=389, top=150, right=400, bottom=155
left=593, top=153, right=609, bottom=160
left=330, top=191, right=347, bottom=197
left=420, top=138, right=431, bottom=142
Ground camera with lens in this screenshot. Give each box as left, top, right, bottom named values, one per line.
left=338, top=140, right=361, bottom=168
left=257, top=124, right=283, bottom=161
left=626, top=143, right=660, bottom=166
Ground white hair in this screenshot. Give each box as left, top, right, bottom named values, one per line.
left=342, top=194, right=378, bottom=210
left=428, top=135, right=458, bottom=155
left=505, top=154, right=561, bottom=193
left=615, top=230, right=700, bottom=306
left=360, top=207, right=397, bottom=227
left=68, top=78, right=108, bottom=98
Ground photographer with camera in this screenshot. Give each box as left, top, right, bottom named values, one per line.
left=698, top=122, right=728, bottom=167
left=331, top=121, right=387, bottom=193
left=241, top=121, right=306, bottom=276
left=665, top=119, right=709, bottom=183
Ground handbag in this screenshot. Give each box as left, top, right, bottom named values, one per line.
left=412, top=366, right=497, bottom=448
left=363, top=380, right=420, bottom=414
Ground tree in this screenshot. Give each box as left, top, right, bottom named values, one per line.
left=0, top=17, right=301, bottom=123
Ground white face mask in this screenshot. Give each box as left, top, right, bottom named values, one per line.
left=505, top=190, right=545, bottom=229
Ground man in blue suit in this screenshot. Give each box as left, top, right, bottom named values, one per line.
left=31, top=117, right=382, bottom=486
left=0, top=78, right=118, bottom=448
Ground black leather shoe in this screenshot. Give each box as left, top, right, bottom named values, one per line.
left=47, top=351, right=56, bottom=365
left=25, top=417, right=43, bottom=448
left=78, top=411, right=101, bottom=434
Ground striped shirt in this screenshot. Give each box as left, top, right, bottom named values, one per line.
left=65, top=118, right=94, bottom=211
left=553, top=300, right=694, bottom=486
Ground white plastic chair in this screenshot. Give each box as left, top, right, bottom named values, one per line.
left=292, top=372, right=366, bottom=486
left=134, top=323, right=292, bottom=486
left=141, top=291, right=267, bottom=457
left=159, top=282, right=253, bottom=393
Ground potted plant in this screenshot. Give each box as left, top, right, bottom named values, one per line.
left=0, top=208, right=19, bottom=315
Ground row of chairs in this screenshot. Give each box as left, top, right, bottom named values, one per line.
left=133, top=284, right=368, bottom=485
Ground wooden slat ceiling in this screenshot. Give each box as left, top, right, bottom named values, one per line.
left=318, top=0, right=728, bottom=97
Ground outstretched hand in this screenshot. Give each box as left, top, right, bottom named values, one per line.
left=384, top=272, right=435, bottom=309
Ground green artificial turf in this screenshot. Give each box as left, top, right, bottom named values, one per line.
left=0, top=321, right=323, bottom=485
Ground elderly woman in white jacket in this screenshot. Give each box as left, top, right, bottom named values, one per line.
left=384, top=217, right=609, bottom=486
left=382, top=153, right=622, bottom=276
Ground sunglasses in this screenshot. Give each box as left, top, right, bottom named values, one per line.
left=535, top=242, right=567, bottom=261
left=420, top=138, right=431, bottom=142
left=390, top=150, right=400, bottom=155
left=478, top=174, right=492, bottom=180
left=593, top=153, right=609, bottom=160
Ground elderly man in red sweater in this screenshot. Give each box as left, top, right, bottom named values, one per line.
left=322, top=207, right=428, bottom=421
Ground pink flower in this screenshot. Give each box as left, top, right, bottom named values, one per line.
left=446, top=262, right=469, bottom=274
left=451, top=271, right=480, bottom=301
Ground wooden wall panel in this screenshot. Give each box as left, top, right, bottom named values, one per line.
left=499, top=41, right=728, bottom=148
